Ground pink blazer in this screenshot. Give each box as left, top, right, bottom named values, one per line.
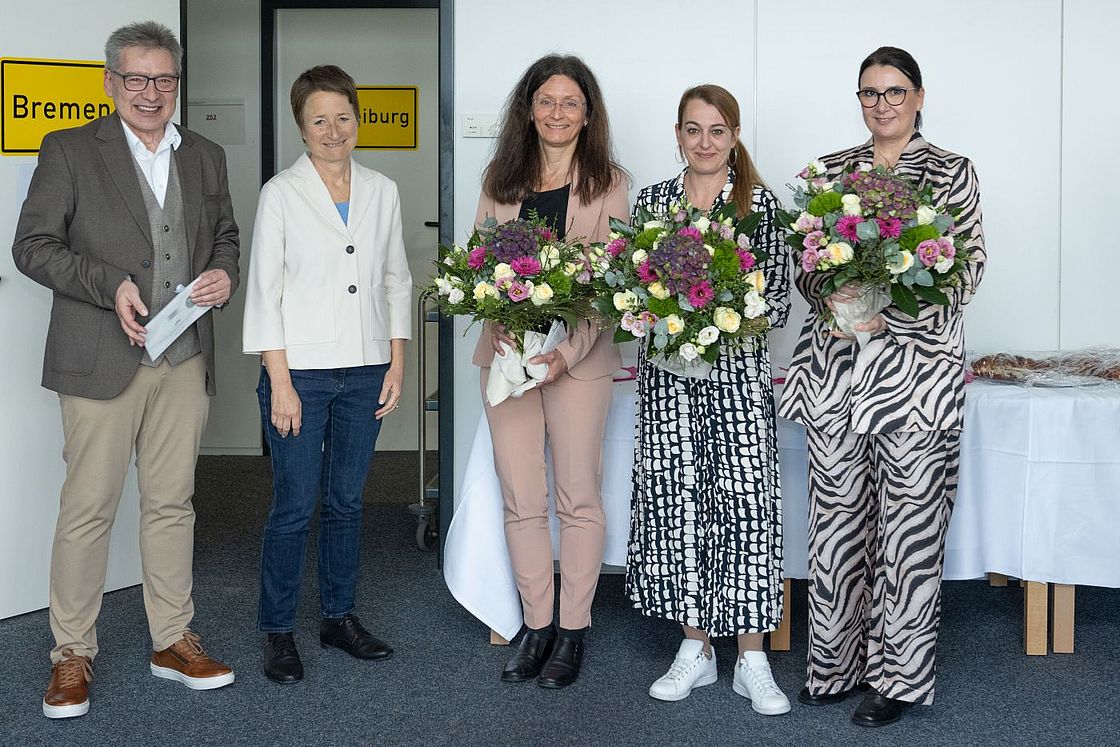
left=471, top=171, right=629, bottom=380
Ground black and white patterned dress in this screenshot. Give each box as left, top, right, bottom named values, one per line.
left=625, top=169, right=792, bottom=636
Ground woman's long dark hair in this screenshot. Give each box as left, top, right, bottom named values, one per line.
left=482, top=55, right=623, bottom=205
left=677, top=84, right=763, bottom=218
left=859, top=46, right=924, bottom=130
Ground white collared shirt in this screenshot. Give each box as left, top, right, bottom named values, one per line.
left=120, top=119, right=182, bottom=207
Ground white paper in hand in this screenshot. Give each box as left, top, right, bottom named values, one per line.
left=143, top=277, right=211, bottom=359
left=485, top=320, right=568, bottom=406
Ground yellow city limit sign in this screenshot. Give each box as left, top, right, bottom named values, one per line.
left=1, top=58, right=114, bottom=155
left=355, top=86, right=417, bottom=150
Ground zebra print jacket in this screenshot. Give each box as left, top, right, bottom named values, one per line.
left=778, top=133, right=986, bottom=436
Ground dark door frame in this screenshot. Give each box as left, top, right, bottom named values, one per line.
left=260, top=0, right=455, bottom=563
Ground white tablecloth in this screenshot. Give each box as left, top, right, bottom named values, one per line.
left=444, top=379, right=1120, bottom=640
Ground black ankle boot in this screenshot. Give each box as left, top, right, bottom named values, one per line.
left=501, top=629, right=556, bottom=683
left=851, top=691, right=910, bottom=727
left=264, top=632, right=303, bottom=684
left=537, top=636, right=583, bottom=689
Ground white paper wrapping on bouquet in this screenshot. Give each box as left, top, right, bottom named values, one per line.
left=485, top=321, right=567, bottom=406
left=648, top=353, right=713, bottom=380
left=832, top=284, right=891, bottom=346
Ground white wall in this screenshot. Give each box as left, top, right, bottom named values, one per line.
left=452, top=0, right=1119, bottom=498
left=0, top=1, right=180, bottom=619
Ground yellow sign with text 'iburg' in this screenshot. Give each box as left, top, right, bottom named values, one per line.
left=1, top=57, right=114, bottom=155
left=355, top=86, right=417, bottom=150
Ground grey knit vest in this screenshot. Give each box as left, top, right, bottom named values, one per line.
left=132, top=154, right=201, bottom=366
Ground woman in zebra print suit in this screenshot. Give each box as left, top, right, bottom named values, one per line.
left=778, top=47, right=986, bottom=727
left=626, top=85, right=793, bottom=715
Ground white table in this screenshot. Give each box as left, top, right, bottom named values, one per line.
left=444, top=379, right=1120, bottom=649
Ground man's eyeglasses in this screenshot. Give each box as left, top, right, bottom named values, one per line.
left=532, top=97, right=584, bottom=112
left=111, top=70, right=180, bottom=93
left=856, top=87, right=918, bottom=107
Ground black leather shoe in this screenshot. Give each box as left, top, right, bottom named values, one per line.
left=264, top=632, right=303, bottom=684
left=851, top=691, right=909, bottom=727
left=798, top=682, right=869, bottom=706
left=319, top=614, right=393, bottom=660
left=537, top=637, right=582, bottom=689
left=500, top=631, right=556, bottom=682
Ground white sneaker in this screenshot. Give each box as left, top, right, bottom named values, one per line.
left=648, top=639, right=718, bottom=702
left=732, top=653, right=791, bottom=715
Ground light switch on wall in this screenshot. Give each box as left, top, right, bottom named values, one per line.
left=462, top=113, right=499, bottom=138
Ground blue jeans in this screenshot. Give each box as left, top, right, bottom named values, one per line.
left=256, top=364, right=388, bottom=632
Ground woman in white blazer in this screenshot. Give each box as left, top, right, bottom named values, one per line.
left=242, top=65, right=412, bottom=684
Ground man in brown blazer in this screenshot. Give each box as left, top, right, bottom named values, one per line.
left=12, top=21, right=239, bottom=719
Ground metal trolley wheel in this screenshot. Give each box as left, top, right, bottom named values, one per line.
left=408, top=501, right=438, bottom=551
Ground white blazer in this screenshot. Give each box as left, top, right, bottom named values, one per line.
left=242, top=153, right=413, bottom=369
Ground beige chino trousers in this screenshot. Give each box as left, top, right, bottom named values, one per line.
left=49, top=355, right=209, bottom=662
left=481, top=368, right=612, bottom=630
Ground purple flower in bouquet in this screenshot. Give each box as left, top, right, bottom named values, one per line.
left=876, top=217, right=902, bottom=239
left=793, top=212, right=823, bottom=233
left=938, top=236, right=955, bottom=259
left=637, top=260, right=657, bottom=284
left=639, top=310, right=659, bottom=327
left=804, top=230, right=826, bottom=251
left=507, top=281, right=532, bottom=302
left=845, top=170, right=920, bottom=221
left=606, top=237, right=629, bottom=257
left=836, top=215, right=864, bottom=243
left=719, top=223, right=735, bottom=241
left=538, top=227, right=555, bottom=242
left=678, top=226, right=703, bottom=241
left=688, top=280, right=715, bottom=309
left=801, top=247, right=821, bottom=272
left=648, top=229, right=710, bottom=294
left=510, top=256, right=542, bottom=276
left=467, top=246, right=487, bottom=270
left=490, top=221, right=539, bottom=263
left=737, top=249, right=756, bottom=271
left=917, top=239, right=941, bottom=267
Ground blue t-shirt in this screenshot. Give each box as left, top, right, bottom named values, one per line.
left=335, top=201, right=349, bottom=224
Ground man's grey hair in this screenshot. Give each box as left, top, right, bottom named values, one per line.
left=105, top=21, right=183, bottom=75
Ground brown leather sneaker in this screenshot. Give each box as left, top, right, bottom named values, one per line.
left=43, top=650, right=92, bottom=719
left=150, top=631, right=235, bottom=690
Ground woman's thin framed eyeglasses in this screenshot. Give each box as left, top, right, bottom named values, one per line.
left=532, top=97, right=584, bottom=112
left=855, top=87, right=918, bottom=107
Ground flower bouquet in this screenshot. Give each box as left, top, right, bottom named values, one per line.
left=779, top=161, right=975, bottom=346
left=423, top=215, right=599, bottom=405
left=593, top=202, right=769, bottom=379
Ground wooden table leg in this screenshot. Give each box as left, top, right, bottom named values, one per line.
left=490, top=629, right=509, bottom=646
left=1023, top=581, right=1048, bottom=655
left=1052, top=584, right=1075, bottom=654
left=988, top=572, right=1008, bottom=587
left=769, top=578, right=792, bottom=652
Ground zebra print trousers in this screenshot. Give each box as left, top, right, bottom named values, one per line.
left=804, top=428, right=960, bottom=706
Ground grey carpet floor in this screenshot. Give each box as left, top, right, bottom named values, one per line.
left=1, top=453, right=1116, bottom=746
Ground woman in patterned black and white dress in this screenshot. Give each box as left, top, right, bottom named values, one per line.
left=779, top=47, right=986, bottom=727
left=626, top=85, right=792, bottom=715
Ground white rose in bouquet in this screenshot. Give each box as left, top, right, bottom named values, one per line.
left=531, top=282, right=554, bottom=306
left=697, top=326, right=719, bottom=346
left=679, top=343, right=700, bottom=361
left=664, top=314, right=685, bottom=335
left=613, top=290, right=638, bottom=311
left=713, top=306, right=741, bottom=333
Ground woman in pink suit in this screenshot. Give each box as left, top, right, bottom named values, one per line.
left=473, top=54, right=629, bottom=689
